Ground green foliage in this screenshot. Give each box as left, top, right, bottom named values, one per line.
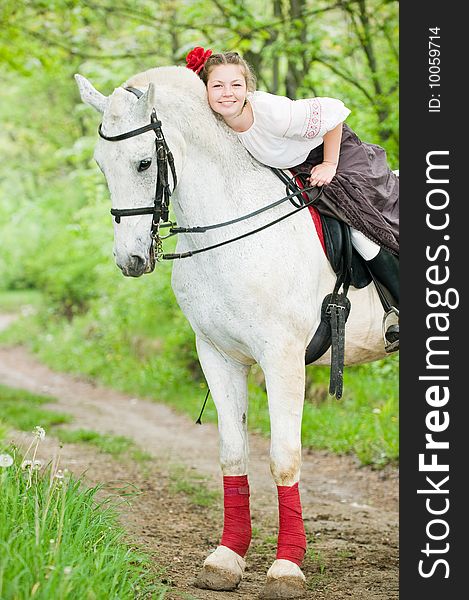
left=0, top=419, right=8, bottom=443
left=0, top=290, right=42, bottom=312
left=0, top=0, right=398, bottom=467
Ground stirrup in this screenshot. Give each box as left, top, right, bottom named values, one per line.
left=382, top=307, right=399, bottom=353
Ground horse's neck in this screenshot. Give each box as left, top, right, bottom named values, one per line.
left=172, top=144, right=264, bottom=227
left=168, top=123, right=324, bottom=265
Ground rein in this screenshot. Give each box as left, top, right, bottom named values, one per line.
left=162, top=185, right=322, bottom=260
left=98, top=87, right=323, bottom=261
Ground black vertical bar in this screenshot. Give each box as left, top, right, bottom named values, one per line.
left=400, top=3, right=466, bottom=598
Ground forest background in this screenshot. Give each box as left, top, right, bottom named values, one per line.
left=0, top=0, right=399, bottom=467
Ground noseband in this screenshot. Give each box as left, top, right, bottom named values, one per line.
left=98, top=87, right=177, bottom=256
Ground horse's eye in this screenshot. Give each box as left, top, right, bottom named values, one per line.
left=138, top=159, right=152, bottom=172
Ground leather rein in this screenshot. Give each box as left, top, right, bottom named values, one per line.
left=97, top=87, right=323, bottom=261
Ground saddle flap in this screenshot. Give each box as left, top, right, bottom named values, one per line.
left=321, top=215, right=372, bottom=289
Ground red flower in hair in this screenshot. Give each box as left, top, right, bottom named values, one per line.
left=186, top=46, right=213, bottom=74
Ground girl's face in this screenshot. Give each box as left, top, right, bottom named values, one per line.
left=206, top=64, right=247, bottom=119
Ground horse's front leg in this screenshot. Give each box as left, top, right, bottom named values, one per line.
left=260, top=350, right=308, bottom=599
left=194, top=337, right=251, bottom=592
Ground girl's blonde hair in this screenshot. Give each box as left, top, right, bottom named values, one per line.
left=199, top=52, right=257, bottom=92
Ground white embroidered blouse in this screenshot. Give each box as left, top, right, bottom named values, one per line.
left=237, top=91, right=351, bottom=169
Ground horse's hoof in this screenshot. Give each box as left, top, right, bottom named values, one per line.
left=259, top=576, right=306, bottom=599
left=195, top=564, right=242, bottom=591
left=259, top=560, right=306, bottom=599
left=194, top=545, right=245, bottom=591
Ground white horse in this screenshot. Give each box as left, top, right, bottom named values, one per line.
left=76, top=66, right=391, bottom=598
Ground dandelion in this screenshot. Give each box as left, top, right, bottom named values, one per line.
left=54, top=469, right=64, bottom=480
left=0, top=454, right=13, bottom=468
left=33, top=426, right=46, bottom=440
left=21, top=304, right=36, bottom=317
left=21, top=460, right=33, bottom=470
left=33, top=460, right=42, bottom=470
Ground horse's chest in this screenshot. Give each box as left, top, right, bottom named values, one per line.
left=173, top=263, right=245, bottom=322
left=170, top=244, right=323, bottom=360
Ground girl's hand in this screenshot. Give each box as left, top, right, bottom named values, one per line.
left=309, top=162, right=337, bottom=186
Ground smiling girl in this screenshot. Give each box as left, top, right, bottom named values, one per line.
left=187, top=48, right=399, bottom=351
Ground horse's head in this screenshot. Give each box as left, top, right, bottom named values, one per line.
left=75, top=68, right=205, bottom=277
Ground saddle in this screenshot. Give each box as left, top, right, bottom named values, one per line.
left=320, top=214, right=372, bottom=290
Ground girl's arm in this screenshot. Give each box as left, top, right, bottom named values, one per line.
left=309, top=123, right=343, bottom=186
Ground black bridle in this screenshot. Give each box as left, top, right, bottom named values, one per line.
left=98, top=87, right=323, bottom=261
left=98, top=87, right=177, bottom=259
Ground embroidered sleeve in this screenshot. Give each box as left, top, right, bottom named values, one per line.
left=284, top=97, right=351, bottom=140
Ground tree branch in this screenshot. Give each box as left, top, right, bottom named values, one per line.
left=313, top=56, right=374, bottom=102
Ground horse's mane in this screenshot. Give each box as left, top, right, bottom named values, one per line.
left=125, top=65, right=206, bottom=101
left=123, top=66, right=264, bottom=175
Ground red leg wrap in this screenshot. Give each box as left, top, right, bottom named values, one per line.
left=276, top=482, right=307, bottom=565
left=220, top=475, right=252, bottom=557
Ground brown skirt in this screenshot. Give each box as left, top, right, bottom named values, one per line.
left=291, top=124, right=399, bottom=256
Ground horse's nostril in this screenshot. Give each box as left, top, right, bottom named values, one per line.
left=130, top=255, right=146, bottom=271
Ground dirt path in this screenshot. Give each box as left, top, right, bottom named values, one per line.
left=0, top=338, right=398, bottom=599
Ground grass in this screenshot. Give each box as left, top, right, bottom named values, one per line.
left=55, top=429, right=152, bottom=463
left=0, top=384, right=152, bottom=465
left=168, top=465, right=219, bottom=508
left=0, top=377, right=220, bottom=506
left=305, top=535, right=330, bottom=590
left=0, top=419, right=8, bottom=443
left=0, top=289, right=42, bottom=313
left=0, top=384, right=72, bottom=432
left=0, top=383, right=224, bottom=599
left=252, top=533, right=277, bottom=556
left=305, top=547, right=326, bottom=575
left=0, top=431, right=167, bottom=600
left=0, top=383, right=219, bottom=599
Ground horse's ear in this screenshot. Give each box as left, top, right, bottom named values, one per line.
left=74, top=74, right=107, bottom=114
left=134, top=82, right=157, bottom=119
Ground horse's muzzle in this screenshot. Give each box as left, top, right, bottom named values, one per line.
left=119, top=253, right=154, bottom=277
